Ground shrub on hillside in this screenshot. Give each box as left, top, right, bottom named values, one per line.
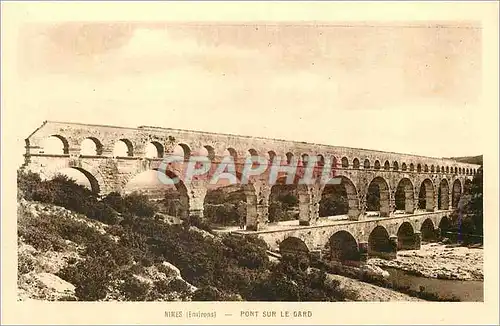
left=87, top=202, right=120, bottom=225
left=249, top=273, right=300, bottom=301
left=119, top=274, right=150, bottom=301
left=101, top=192, right=128, bottom=214
left=18, top=250, right=36, bottom=274
left=31, top=174, right=98, bottom=214
left=166, top=278, right=190, bottom=293
left=18, top=218, right=67, bottom=252
left=268, top=201, right=297, bottom=222
left=19, top=172, right=121, bottom=225
left=192, top=286, right=240, bottom=301
left=213, top=264, right=267, bottom=299
left=84, top=234, right=134, bottom=266
left=204, top=203, right=240, bottom=226
left=103, top=192, right=158, bottom=218
left=248, top=260, right=356, bottom=301
left=221, top=235, right=269, bottom=270
left=17, top=207, right=95, bottom=251
left=17, top=170, right=42, bottom=200
left=146, top=279, right=191, bottom=301
left=58, top=256, right=114, bottom=301
left=184, top=215, right=213, bottom=232
left=123, top=192, right=157, bottom=217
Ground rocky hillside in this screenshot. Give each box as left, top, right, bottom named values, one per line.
left=18, top=200, right=197, bottom=301
left=448, top=155, right=483, bottom=166
left=20, top=170, right=454, bottom=302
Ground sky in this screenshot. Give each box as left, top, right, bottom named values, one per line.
left=9, top=21, right=484, bottom=166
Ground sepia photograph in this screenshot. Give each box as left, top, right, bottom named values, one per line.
left=2, top=1, right=499, bottom=325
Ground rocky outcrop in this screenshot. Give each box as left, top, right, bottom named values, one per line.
left=359, top=263, right=390, bottom=280
left=18, top=272, right=76, bottom=301
left=20, top=200, right=108, bottom=235
left=146, top=262, right=198, bottom=293
left=189, top=226, right=216, bottom=239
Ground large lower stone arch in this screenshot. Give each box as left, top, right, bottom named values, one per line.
left=420, top=218, right=436, bottom=242
left=366, top=176, right=390, bottom=217
left=123, top=168, right=191, bottom=219
left=279, top=236, right=311, bottom=270
left=396, top=221, right=416, bottom=250
left=279, top=236, right=310, bottom=258
left=418, top=178, right=435, bottom=212
left=73, top=167, right=101, bottom=194
left=438, top=179, right=450, bottom=210
left=452, top=179, right=462, bottom=208
left=328, top=230, right=360, bottom=262
left=41, top=160, right=107, bottom=195
left=319, top=176, right=359, bottom=220
left=368, top=225, right=396, bottom=258
left=48, top=167, right=102, bottom=194
left=395, top=178, right=414, bottom=214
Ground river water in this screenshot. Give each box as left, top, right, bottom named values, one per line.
left=384, top=267, right=484, bottom=302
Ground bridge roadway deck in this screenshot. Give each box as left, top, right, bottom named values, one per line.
left=218, top=210, right=451, bottom=252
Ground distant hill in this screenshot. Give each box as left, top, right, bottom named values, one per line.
left=447, top=155, right=483, bottom=166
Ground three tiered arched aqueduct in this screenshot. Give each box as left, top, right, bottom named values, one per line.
left=22, top=121, right=481, bottom=262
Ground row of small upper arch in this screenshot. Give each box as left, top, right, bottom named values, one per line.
left=41, top=135, right=478, bottom=176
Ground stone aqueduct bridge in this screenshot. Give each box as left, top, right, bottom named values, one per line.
left=23, top=121, right=480, bottom=259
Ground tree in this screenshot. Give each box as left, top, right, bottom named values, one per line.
left=451, top=166, right=483, bottom=242
left=469, top=167, right=483, bottom=235
left=366, top=183, right=380, bottom=211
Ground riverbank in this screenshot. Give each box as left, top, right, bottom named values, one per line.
left=326, top=273, right=423, bottom=301
left=368, top=243, right=483, bottom=281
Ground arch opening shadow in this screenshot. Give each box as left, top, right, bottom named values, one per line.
left=328, top=231, right=360, bottom=262
left=42, top=135, right=70, bottom=155
left=452, top=179, right=462, bottom=208
left=418, top=179, right=435, bottom=212
left=366, top=177, right=390, bottom=217
left=279, top=237, right=311, bottom=269
left=173, top=143, right=191, bottom=160
left=439, top=216, right=451, bottom=239
left=269, top=177, right=309, bottom=225
left=113, top=139, right=134, bottom=157
left=145, top=142, right=164, bottom=158
left=204, top=177, right=257, bottom=229
left=464, top=179, right=473, bottom=194
left=438, top=179, right=450, bottom=210
left=368, top=226, right=396, bottom=259
left=319, top=176, right=359, bottom=220
left=341, top=157, right=349, bottom=168
left=397, top=222, right=416, bottom=250
left=395, top=178, right=414, bottom=214
left=80, top=137, right=103, bottom=156
left=124, top=169, right=189, bottom=221
left=420, top=218, right=436, bottom=242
